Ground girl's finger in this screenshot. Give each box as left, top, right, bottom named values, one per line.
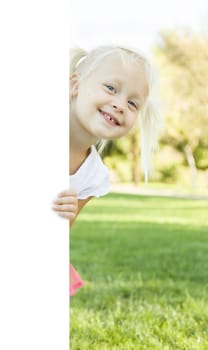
left=53, top=196, right=77, bottom=205
left=52, top=204, right=77, bottom=212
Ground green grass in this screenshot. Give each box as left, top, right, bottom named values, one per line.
left=70, top=193, right=208, bottom=350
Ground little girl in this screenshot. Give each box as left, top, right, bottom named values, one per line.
left=52, top=45, right=161, bottom=296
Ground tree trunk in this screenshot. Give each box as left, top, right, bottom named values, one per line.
left=184, top=144, right=198, bottom=190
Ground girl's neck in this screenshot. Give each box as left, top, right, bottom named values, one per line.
left=70, top=146, right=91, bottom=175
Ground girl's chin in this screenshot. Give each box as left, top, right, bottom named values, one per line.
left=90, top=122, right=126, bottom=139
left=97, top=132, right=125, bottom=140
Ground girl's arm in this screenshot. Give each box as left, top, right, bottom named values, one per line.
left=70, top=197, right=92, bottom=227
left=52, top=189, right=92, bottom=226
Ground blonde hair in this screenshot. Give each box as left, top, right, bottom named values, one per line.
left=70, top=46, right=162, bottom=181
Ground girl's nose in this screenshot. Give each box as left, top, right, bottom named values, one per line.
left=112, top=103, right=124, bottom=114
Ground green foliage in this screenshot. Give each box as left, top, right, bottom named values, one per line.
left=153, top=145, right=184, bottom=183
left=70, top=193, right=208, bottom=349
left=194, top=147, right=208, bottom=170
left=157, top=164, right=179, bottom=183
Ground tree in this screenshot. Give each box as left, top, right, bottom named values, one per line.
left=156, top=31, right=208, bottom=188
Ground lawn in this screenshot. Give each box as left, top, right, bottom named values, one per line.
left=70, top=193, right=208, bottom=350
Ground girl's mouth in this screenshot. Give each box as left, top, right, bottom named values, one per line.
left=98, top=109, right=120, bottom=126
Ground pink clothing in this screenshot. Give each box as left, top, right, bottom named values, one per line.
left=70, top=264, right=84, bottom=296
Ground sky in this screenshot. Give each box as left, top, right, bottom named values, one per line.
left=70, top=0, right=208, bottom=56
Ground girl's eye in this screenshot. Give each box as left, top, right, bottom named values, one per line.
left=128, top=100, right=138, bottom=109
left=105, top=85, right=116, bottom=93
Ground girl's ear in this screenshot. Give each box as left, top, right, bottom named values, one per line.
left=70, top=73, right=79, bottom=97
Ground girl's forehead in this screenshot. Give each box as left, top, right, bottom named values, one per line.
left=88, top=53, right=146, bottom=83
left=88, top=54, right=148, bottom=97
left=94, top=53, right=140, bottom=74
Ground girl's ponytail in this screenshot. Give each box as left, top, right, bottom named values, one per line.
left=140, top=97, right=162, bottom=182
left=70, top=48, right=88, bottom=74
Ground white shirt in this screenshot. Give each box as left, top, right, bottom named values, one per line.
left=70, top=146, right=110, bottom=200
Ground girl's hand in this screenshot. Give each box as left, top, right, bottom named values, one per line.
left=52, top=189, right=78, bottom=220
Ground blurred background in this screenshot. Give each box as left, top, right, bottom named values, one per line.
left=70, top=0, right=208, bottom=196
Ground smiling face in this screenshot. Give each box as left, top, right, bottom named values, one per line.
left=70, top=52, right=148, bottom=141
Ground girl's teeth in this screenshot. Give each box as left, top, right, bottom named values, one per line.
left=107, top=115, right=114, bottom=122
left=101, top=111, right=117, bottom=125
